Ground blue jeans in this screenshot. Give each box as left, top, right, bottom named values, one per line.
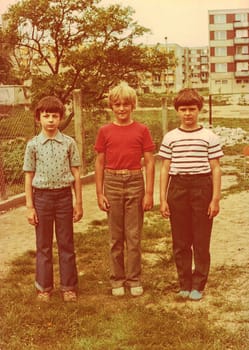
left=167, top=174, right=213, bottom=291
left=104, top=172, right=145, bottom=288
left=34, top=187, right=78, bottom=292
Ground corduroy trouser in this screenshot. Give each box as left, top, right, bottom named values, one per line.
left=167, top=174, right=213, bottom=291
left=104, top=172, right=145, bottom=288
left=34, top=187, right=78, bottom=292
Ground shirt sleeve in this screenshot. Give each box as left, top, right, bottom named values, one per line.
left=208, top=132, right=224, bottom=159
left=23, top=140, right=36, bottom=171
left=143, top=126, right=156, bottom=152
left=158, top=134, right=172, bottom=159
left=94, top=127, right=106, bottom=153
left=69, top=139, right=81, bottom=167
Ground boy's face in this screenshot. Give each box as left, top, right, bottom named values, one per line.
left=177, top=105, right=199, bottom=130
left=111, top=99, right=133, bottom=125
left=39, top=111, right=61, bottom=135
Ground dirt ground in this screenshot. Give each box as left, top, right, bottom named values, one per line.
left=0, top=156, right=249, bottom=337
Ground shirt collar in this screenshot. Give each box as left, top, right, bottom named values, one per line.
left=38, top=130, right=64, bottom=145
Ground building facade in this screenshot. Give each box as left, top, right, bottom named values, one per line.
left=140, top=44, right=209, bottom=94
left=209, top=8, right=249, bottom=95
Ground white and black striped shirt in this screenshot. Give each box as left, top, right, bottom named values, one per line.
left=159, top=127, right=223, bottom=175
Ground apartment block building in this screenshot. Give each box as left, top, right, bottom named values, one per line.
left=141, top=43, right=209, bottom=94
left=209, top=8, right=249, bottom=94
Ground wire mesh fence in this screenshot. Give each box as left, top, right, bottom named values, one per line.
left=0, top=107, right=36, bottom=200
left=1, top=92, right=249, bottom=202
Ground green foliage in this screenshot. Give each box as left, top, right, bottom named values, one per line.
left=2, top=139, right=26, bottom=184
left=4, top=0, right=168, bottom=107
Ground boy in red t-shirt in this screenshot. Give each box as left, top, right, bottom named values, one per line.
left=95, top=82, right=155, bottom=297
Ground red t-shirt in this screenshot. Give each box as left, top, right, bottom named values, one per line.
left=94, top=121, right=155, bottom=170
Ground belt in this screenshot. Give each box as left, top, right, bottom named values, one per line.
left=105, top=169, right=142, bottom=175
left=34, top=186, right=71, bottom=192
left=173, top=173, right=211, bottom=178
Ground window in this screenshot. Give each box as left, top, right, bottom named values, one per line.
left=215, top=63, right=227, bottom=72
left=201, top=57, right=208, bottom=63
left=235, top=13, right=247, bottom=22
left=215, top=47, right=227, bottom=56
left=215, top=79, right=228, bottom=84
left=236, top=46, right=249, bottom=54
left=236, top=62, right=249, bottom=71
left=236, top=29, right=248, bottom=38
left=214, top=31, right=226, bottom=40
left=214, top=14, right=226, bottom=24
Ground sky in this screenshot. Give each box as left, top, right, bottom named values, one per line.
left=1, top=0, right=249, bottom=47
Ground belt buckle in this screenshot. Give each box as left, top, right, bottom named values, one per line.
left=119, top=169, right=129, bottom=175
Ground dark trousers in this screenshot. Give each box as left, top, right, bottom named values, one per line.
left=167, top=174, right=213, bottom=291
left=34, top=187, right=78, bottom=292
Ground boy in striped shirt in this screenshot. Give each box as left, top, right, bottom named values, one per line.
left=159, top=88, right=223, bottom=301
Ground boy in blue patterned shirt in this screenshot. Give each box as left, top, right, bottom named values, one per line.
left=23, top=96, right=83, bottom=302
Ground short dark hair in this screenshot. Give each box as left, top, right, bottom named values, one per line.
left=35, top=96, right=65, bottom=120
left=173, top=88, right=204, bottom=111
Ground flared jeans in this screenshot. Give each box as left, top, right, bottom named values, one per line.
left=34, top=187, right=78, bottom=292
left=104, top=172, right=145, bottom=288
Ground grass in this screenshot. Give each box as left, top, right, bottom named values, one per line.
left=0, top=206, right=248, bottom=349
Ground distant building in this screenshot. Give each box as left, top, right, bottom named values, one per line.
left=139, top=43, right=209, bottom=94
left=0, top=85, right=30, bottom=106
left=209, top=8, right=249, bottom=94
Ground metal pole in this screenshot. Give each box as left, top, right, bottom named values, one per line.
left=209, top=94, right=212, bottom=127
left=163, top=36, right=168, bottom=135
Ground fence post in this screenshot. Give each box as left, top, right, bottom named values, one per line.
left=0, top=152, right=7, bottom=200
left=72, top=89, right=86, bottom=175
left=161, top=97, right=168, bottom=136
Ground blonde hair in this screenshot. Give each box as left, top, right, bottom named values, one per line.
left=108, top=82, right=137, bottom=109
left=173, top=88, right=204, bottom=111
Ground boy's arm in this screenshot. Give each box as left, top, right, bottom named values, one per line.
left=160, top=158, right=171, bottom=218
left=95, top=152, right=110, bottom=211
left=208, top=158, right=222, bottom=219
left=71, top=166, right=83, bottom=222
left=25, top=172, right=38, bottom=226
left=142, top=151, right=155, bottom=211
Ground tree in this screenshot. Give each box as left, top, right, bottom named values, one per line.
left=3, top=0, right=169, bottom=107
left=0, top=29, right=20, bottom=84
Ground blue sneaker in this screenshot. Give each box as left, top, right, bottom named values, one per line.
left=189, top=290, right=203, bottom=301
left=176, top=290, right=190, bottom=299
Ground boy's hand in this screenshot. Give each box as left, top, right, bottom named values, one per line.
left=26, top=207, right=38, bottom=226
left=160, top=200, right=170, bottom=218
left=97, top=194, right=110, bottom=212
left=208, top=200, right=220, bottom=219
left=73, top=203, right=83, bottom=222
left=142, top=193, right=153, bottom=211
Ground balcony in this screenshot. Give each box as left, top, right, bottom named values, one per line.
left=234, top=54, right=249, bottom=61
left=233, top=21, right=249, bottom=28
left=234, top=37, right=249, bottom=44
left=235, top=71, right=249, bottom=77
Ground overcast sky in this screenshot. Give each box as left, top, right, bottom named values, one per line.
left=1, top=0, right=249, bottom=47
